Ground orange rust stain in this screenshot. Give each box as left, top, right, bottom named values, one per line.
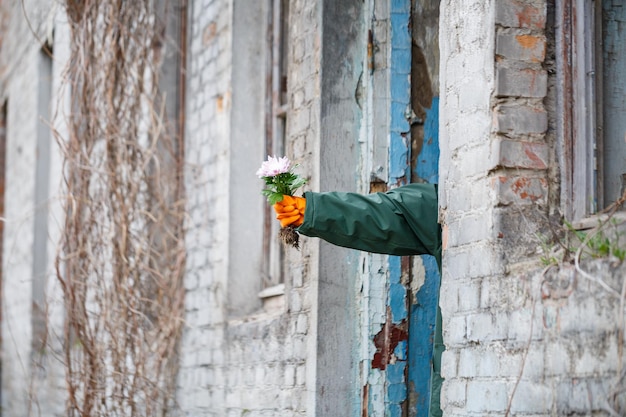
left=517, top=5, right=545, bottom=28
left=516, top=34, right=539, bottom=49
left=521, top=68, right=540, bottom=91
left=512, top=177, right=530, bottom=193
left=216, top=95, right=224, bottom=113
left=511, top=177, right=543, bottom=201
left=203, top=22, right=217, bottom=46
left=523, top=144, right=546, bottom=169
left=517, top=35, right=546, bottom=62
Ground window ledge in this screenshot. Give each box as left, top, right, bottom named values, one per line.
left=258, top=284, right=285, bottom=315
left=258, top=283, right=285, bottom=299
left=569, top=211, right=626, bottom=230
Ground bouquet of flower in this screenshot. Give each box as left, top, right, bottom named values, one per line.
left=257, top=155, right=307, bottom=204
left=257, top=155, right=307, bottom=248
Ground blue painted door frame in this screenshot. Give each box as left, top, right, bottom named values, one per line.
left=408, top=99, right=440, bottom=416
left=386, top=0, right=441, bottom=415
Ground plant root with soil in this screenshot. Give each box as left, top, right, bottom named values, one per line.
left=279, top=226, right=300, bottom=249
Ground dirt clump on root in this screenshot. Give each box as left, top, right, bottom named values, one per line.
left=279, top=226, right=300, bottom=249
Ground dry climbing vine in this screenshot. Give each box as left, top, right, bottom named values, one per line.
left=54, top=1, right=185, bottom=415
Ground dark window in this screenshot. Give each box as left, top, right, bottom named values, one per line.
left=263, top=0, right=290, bottom=289
left=0, top=100, right=7, bottom=406
left=558, top=0, right=626, bottom=219
left=32, top=45, right=53, bottom=356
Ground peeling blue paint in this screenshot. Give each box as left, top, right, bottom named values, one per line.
left=386, top=0, right=411, bottom=415
left=387, top=362, right=406, bottom=384
left=390, top=74, right=410, bottom=103
left=388, top=362, right=408, bottom=408
left=389, top=0, right=412, bottom=187
left=388, top=254, right=402, bottom=285
left=387, top=403, right=402, bottom=417
left=390, top=102, right=410, bottom=132
left=393, top=49, right=412, bottom=73
left=388, top=256, right=407, bottom=324
left=390, top=13, right=411, bottom=48
left=389, top=101, right=410, bottom=181
left=408, top=94, right=441, bottom=415
left=384, top=0, right=442, bottom=415
left=415, top=97, right=440, bottom=184
left=394, top=340, right=407, bottom=361
left=388, top=382, right=408, bottom=404
left=390, top=0, right=410, bottom=13
left=408, top=255, right=440, bottom=415
left=390, top=117, right=410, bottom=181
left=389, top=283, right=407, bottom=323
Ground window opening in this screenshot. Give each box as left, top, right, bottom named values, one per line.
left=0, top=100, right=7, bottom=409
left=598, top=0, right=626, bottom=210
left=263, top=0, right=290, bottom=289
left=32, top=45, right=53, bottom=356
left=559, top=0, right=626, bottom=219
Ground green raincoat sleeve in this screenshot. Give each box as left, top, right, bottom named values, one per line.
left=297, top=183, right=441, bottom=266
left=297, top=182, right=443, bottom=417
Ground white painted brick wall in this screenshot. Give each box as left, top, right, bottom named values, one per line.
left=440, top=1, right=626, bottom=415
left=5, top=1, right=623, bottom=416
left=178, top=0, right=232, bottom=413
left=0, top=0, right=319, bottom=415
left=180, top=0, right=318, bottom=415
left=0, top=1, right=66, bottom=415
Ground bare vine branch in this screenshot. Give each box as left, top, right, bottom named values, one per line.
left=53, top=1, right=186, bottom=415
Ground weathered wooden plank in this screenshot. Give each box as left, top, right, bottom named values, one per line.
left=601, top=0, right=626, bottom=208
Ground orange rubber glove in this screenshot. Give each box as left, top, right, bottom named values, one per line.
left=273, top=195, right=306, bottom=228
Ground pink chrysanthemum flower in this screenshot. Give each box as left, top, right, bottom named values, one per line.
left=256, top=155, right=291, bottom=178
left=257, top=155, right=306, bottom=205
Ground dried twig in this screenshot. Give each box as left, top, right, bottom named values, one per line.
left=504, top=265, right=544, bottom=417
left=53, top=1, right=186, bottom=416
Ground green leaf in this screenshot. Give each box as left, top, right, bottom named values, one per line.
left=291, top=177, right=307, bottom=190
left=268, top=192, right=284, bottom=205
left=259, top=167, right=307, bottom=203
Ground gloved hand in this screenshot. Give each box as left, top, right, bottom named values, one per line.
left=273, top=195, right=306, bottom=228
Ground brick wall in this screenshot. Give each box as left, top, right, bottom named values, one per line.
left=440, top=0, right=626, bottom=415
left=178, top=0, right=231, bottom=412
left=0, top=1, right=66, bottom=415
left=4, top=0, right=623, bottom=416
left=0, top=0, right=321, bottom=414
left=0, top=26, right=39, bottom=417
left=284, top=0, right=322, bottom=414
left=179, top=0, right=319, bottom=415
